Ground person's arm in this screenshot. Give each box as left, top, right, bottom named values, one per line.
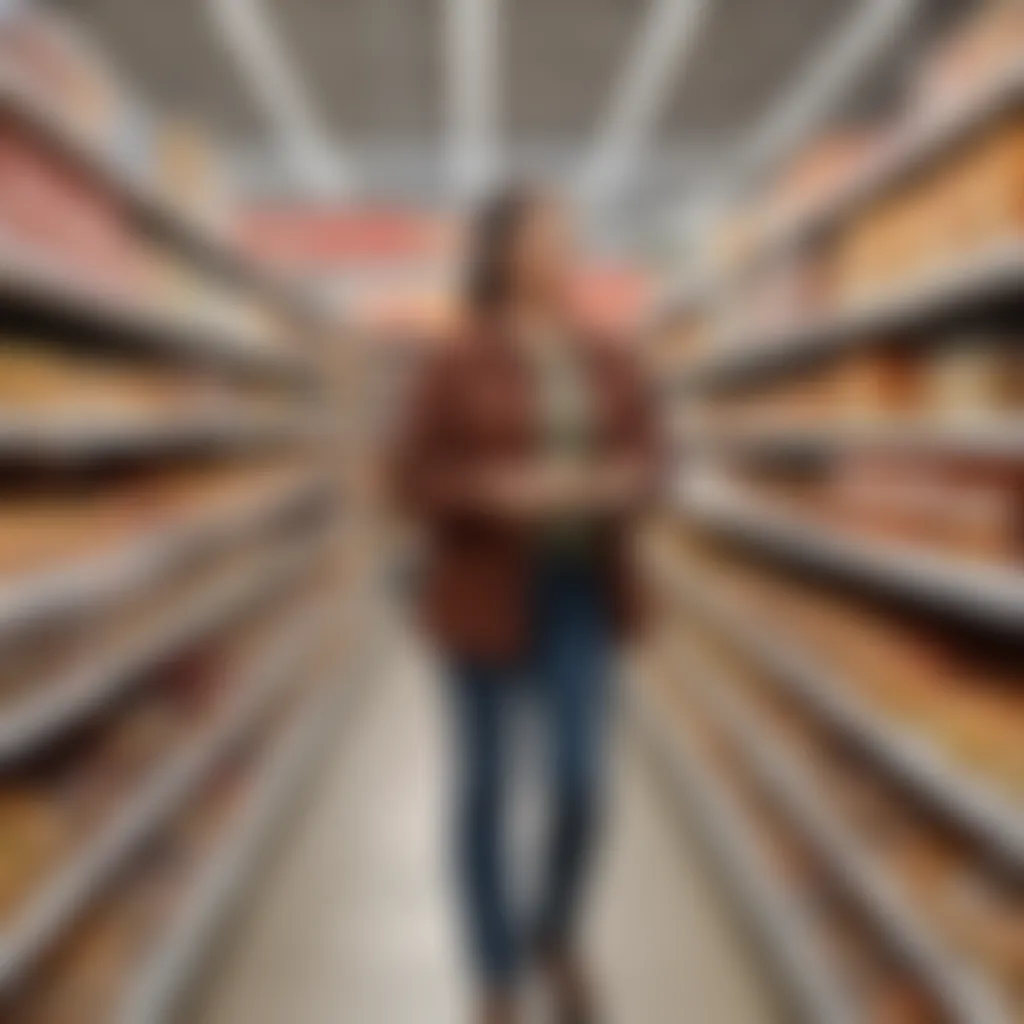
left=391, top=350, right=477, bottom=520
left=587, top=345, right=664, bottom=515
left=391, top=351, right=567, bottom=524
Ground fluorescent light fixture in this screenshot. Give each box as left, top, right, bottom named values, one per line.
left=579, top=0, right=712, bottom=209
left=209, top=0, right=351, bottom=198
left=445, top=0, right=500, bottom=199
left=733, top=0, right=917, bottom=185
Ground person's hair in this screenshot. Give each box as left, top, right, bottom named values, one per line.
left=464, top=184, right=543, bottom=317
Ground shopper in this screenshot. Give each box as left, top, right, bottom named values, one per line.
left=393, top=186, right=659, bottom=1024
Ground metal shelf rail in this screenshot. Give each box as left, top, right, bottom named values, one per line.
left=675, top=644, right=1013, bottom=1024
left=657, top=559, right=1024, bottom=869
left=0, top=535, right=318, bottom=762
left=0, top=470, right=323, bottom=639
left=630, top=670, right=856, bottom=1024
left=674, top=242, right=1024, bottom=393
left=118, top=613, right=371, bottom=1024
left=0, top=70, right=321, bottom=324
left=678, top=480, right=1024, bottom=631
left=677, top=419, right=1024, bottom=461
left=0, top=592, right=330, bottom=994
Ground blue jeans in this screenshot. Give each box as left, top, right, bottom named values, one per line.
left=448, top=558, right=614, bottom=988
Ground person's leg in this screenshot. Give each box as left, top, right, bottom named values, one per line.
left=532, top=564, right=614, bottom=960
left=449, top=661, right=522, bottom=1008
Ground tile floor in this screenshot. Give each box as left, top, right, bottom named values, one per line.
left=194, top=629, right=778, bottom=1024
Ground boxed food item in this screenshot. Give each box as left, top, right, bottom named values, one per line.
left=0, top=116, right=144, bottom=299
left=924, top=333, right=1024, bottom=420
left=0, top=787, right=66, bottom=919
left=833, top=347, right=924, bottom=424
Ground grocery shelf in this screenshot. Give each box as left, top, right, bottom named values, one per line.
left=0, top=469, right=323, bottom=638
left=678, top=480, right=1024, bottom=631
left=0, top=536, right=317, bottom=763
left=0, top=70, right=321, bottom=324
left=666, top=58, right=1024, bottom=316
left=755, top=60, right=1024, bottom=271
left=0, top=593, right=328, bottom=995
left=0, top=409, right=321, bottom=461
left=629, top=670, right=855, bottom=1024
left=672, top=242, right=1024, bottom=393
left=674, top=644, right=1014, bottom=1024
left=656, top=559, right=1024, bottom=869
left=678, top=419, right=1024, bottom=460
left=0, top=246, right=309, bottom=380
left=118, top=655, right=358, bottom=1024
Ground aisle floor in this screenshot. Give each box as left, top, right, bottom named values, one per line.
left=195, top=626, right=778, bottom=1024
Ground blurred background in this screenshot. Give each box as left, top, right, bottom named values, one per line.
left=0, top=0, right=1021, bottom=1021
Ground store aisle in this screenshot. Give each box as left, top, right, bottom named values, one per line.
left=194, top=622, right=777, bottom=1024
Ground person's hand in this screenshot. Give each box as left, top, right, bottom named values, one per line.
left=475, top=463, right=589, bottom=519
left=587, top=457, right=651, bottom=513
left=475, top=464, right=552, bottom=519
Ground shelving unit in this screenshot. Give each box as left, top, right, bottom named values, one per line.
left=0, top=408, right=319, bottom=461
left=656, top=58, right=1024, bottom=334
left=654, top=556, right=1024, bottom=869
left=630, top=663, right=856, bottom=1024
left=677, top=418, right=1024, bottom=460
left=673, top=241, right=1024, bottom=394
left=678, top=478, right=1024, bottom=631
left=0, top=246, right=310, bottom=379
left=653, top=6, right=1024, bottom=1021
left=117, top=664, right=352, bottom=1024
left=0, top=533, right=316, bottom=762
left=673, top=645, right=1012, bottom=1024
left=0, top=594, right=323, bottom=991
left=0, top=10, right=363, bottom=1018
left=0, top=469, right=323, bottom=637
left=0, top=67, right=322, bottom=327
left=749, top=58, right=1024, bottom=281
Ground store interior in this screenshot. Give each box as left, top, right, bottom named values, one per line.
left=0, top=0, right=1021, bottom=1021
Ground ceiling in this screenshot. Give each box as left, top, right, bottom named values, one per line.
left=48, top=0, right=979, bottom=225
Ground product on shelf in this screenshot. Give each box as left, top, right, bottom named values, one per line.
left=0, top=455, right=313, bottom=586
left=655, top=5, right=1024, bottom=1019
left=924, top=333, right=1024, bottom=420
left=0, top=7, right=130, bottom=150
left=638, top=640, right=953, bottom=1023
left=832, top=346, right=924, bottom=424
left=0, top=785, right=66, bottom=918
left=0, top=5, right=340, bottom=1018
left=912, top=0, right=1024, bottom=118
left=662, top=524, right=1024, bottom=800
left=153, top=119, right=233, bottom=234
left=664, top=6, right=1024, bottom=359
left=667, top=610, right=1023, bottom=1018
left=0, top=113, right=144, bottom=300
left=0, top=336, right=305, bottom=432
left=759, top=130, right=881, bottom=239
left=5, top=607, right=343, bottom=1024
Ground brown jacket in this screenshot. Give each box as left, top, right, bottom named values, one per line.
left=393, top=327, right=660, bottom=661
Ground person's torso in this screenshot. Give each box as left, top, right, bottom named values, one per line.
left=444, top=329, right=636, bottom=470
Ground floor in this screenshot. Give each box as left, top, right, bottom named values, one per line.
left=194, top=624, right=778, bottom=1024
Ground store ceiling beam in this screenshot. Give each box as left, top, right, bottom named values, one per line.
left=208, top=0, right=351, bottom=199
left=577, top=0, right=712, bottom=210
left=444, top=0, right=501, bottom=199
left=733, top=0, right=918, bottom=188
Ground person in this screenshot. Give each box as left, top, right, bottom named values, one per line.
left=393, top=186, right=660, bottom=1024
